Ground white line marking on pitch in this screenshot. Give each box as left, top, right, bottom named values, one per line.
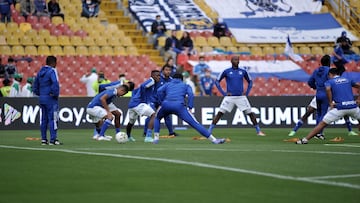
left=324, top=144, right=360, bottom=148
left=0, top=145, right=359, bottom=190
left=302, top=174, right=360, bottom=180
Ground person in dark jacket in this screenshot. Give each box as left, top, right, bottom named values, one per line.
left=33, top=56, right=61, bottom=145
left=151, top=14, right=166, bottom=49
left=47, top=0, right=64, bottom=20
left=0, top=0, right=13, bottom=23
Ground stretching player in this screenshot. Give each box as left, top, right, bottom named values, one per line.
left=296, top=68, right=360, bottom=144
left=126, top=70, right=161, bottom=142
left=153, top=73, right=225, bottom=144
left=208, top=55, right=265, bottom=136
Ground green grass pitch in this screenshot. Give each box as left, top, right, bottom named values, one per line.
left=0, top=127, right=359, bottom=203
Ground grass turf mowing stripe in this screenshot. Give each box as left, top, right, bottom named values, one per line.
left=302, top=174, right=360, bottom=180
left=1, top=144, right=360, bottom=190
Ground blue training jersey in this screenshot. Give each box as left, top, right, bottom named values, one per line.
left=157, top=78, right=194, bottom=109
left=98, top=80, right=122, bottom=93
left=308, top=66, right=330, bottom=98
left=325, top=76, right=357, bottom=110
left=128, top=77, right=157, bottom=108
left=87, top=89, right=117, bottom=108
left=215, top=67, right=252, bottom=96
left=200, top=76, right=215, bottom=95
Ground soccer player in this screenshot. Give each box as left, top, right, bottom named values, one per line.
left=153, top=73, right=226, bottom=144
left=289, top=97, right=358, bottom=137
left=296, top=68, right=360, bottom=144
left=143, top=65, right=178, bottom=137
left=208, top=55, right=265, bottom=136
left=86, top=82, right=134, bottom=141
left=33, top=56, right=61, bottom=145
left=126, top=70, right=161, bottom=142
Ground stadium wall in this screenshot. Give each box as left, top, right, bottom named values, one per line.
left=0, top=96, right=357, bottom=130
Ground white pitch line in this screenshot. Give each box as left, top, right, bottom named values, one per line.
left=302, top=174, right=360, bottom=180
left=272, top=149, right=360, bottom=156
left=324, top=144, right=360, bottom=148
left=1, top=145, right=360, bottom=190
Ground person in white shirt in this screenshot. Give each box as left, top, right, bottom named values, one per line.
left=22, top=77, right=34, bottom=97
left=9, top=73, right=23, bottom=97
left=80, top=67, right=98, bottom=96
left=182, top=71, right=196, bottom=95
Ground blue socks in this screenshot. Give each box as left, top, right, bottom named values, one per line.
left=293, top=120, right=304, bottom=132
left=208, top=124, right=215, bottom=132
left=145, top=129, right=152, bottom=138
left=100, top=119, right=112, bottom=136
left=254, top=124, right=261, bottom=133
left=115, top=128, right=120, bottom=133
left=345, top=117, right=352, bottom=132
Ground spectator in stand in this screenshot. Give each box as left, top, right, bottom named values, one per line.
left=0, top=0, right=13, bottom=23
left=192, top=55, right=210, bottom=81
left=92, top=71, right=110, bottom=95
left=151, top=14, right=166, bottom=49
left=5, top=57, right=17, bottom=79
left=163, top=57, right=177, bottom=77
left=213, top=17, right=230, bottom=39
left=182, top=71, right=196, bottom=95
left=333, top=37, right=349, bottom=76
left=47, top=0, right=64, bottom=20
left=9, top=73, right=23, bottom=97
left=164, top=30, right=181, bottom=64
left=0, top=58, right=5, bottom=78
left=81, top=0, right=100, bottom=18
left=80, top=67, right=98, bottom=97
left=20, top=0, right=35, bottom=20
left=0, top=78, right=11, bottom=97
left=336, top=31, right=355, bottom=55
left=179, top=31, right=194, bottom=55
left=22, top=76, right=34, bottom=97
left=199, top=69, right=215, bottom=96
left=34, top=0, right=49, bottom=17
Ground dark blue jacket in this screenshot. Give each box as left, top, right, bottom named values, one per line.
left=33, top=66, right=59, bottom=104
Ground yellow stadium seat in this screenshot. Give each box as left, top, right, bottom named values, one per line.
left=126, top=46, right=138, bottom=55
left=6, top=22, right=18, bottom=32
left=207, top=36, right=220, bottom=47
left=299, top=46, right=311, bottom=55
left=82, top=37, right=96, bottom=46
left=50, top=46, right=64, bottom=56
left=20, top=35, right=33, bottom=46
left=101, top=46, right=113, bottom=55
left=38, top=45, right=51, bottom=55
left=201, top=46, right=213, bottom=53
left=88, top=17, right=100, bottom=25
left=64, top=17, right=76, bottom=27
left=6, top=35, right=19, bottom=46
left=107, top=23, right=119, bottom=33
left=19, top=22, right=32, bottom=33
left=107, top=36, right=121, bottom=46
left=323, top=46, right=334, bottom=55
left=46, top=36, right=59, bottom=46
left=11, top=45, right=25, bottom=55
left=76, top=17, right=89, bottom=26
left=63, top=45, right=76, bottom=55
left=58, top=36, right=71, bottom=46
left=51, top=16, right=64, bottom=25
left=113, top=46, right=126, bottom=55
left=157, top=36, right=166, bottom=47
left=0, top=35, right=6, bottom=45
left=95, top=36, right=108, bottom=46
left=25, top=29, right=38, bottom=38
left=81, top=23, right=93, bottom=32
left=351, top=46, right=359, bottom=54
left=176, top=30, right=184, bottom=39
left=70, top=36, right=83, bottom=46
left=76, top=45, right=88, bottom=55
left=24, top=45, right=38, bottom=55
left=275, top=46, right=284, bottom=55
left=311, top=46, right=324, bottom=55
left=251, top=46, right=263, bottom=56
left=12, top=29, right=24, bottom=38
left=0, top=23, right=6, bottom=32
left=219, top=36, right=233, bottom=47
left=88, top=46, right=101, bottom=55
left=38, top=29, right=50, bottom=38
left=226, top=46, right=238, bottom=53
left=121, top=36, right=134, bottom=47
left=93, top=23, right=105, bottom=33
left=33, top=35, right=46, bottom=46
left=263, top=46, right=275, bottom=55
left=87, top=29, right=101, bottom=38
left=0, top=45, right=11, bottom=55
left=238, top=46, right=250, bottom=53
left=194, top=36, right=207, bottom=47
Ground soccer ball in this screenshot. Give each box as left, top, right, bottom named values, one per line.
left=115, top=132, right=128, bottom=144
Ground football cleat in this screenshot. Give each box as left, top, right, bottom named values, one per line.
left=97, top=136, right=111, bottom=141
left=314, top=134, right=325, bottom=140
left=212, top=138, right=226, bottom=144
left=128, top=136, right=136, bottom=142
left=49, top=140, right=63, bottom=145
left=288, top=131, right=296, bottom=137
left=257, top=131, right=266, bottom=136
left=348, top=131, right=358, bottom=136
left=144, top=137, right=154, bottom=143
left=41, top=140, right=48, bottom=145
left=295, top=138, right=308, bottom=144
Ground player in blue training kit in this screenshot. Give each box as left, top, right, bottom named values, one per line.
left=86, top=83, right=133, bottom=141
left=296, top=68, right=360, bottom=144
left=33, top=56, right=61, bottom=145
left=143, top=65, right=178, bottom=137
left=153, top=73, right=225, bottom=144
left=126, top=70, right=161, bottom=142
left=208, top=55, right=265, bottom=136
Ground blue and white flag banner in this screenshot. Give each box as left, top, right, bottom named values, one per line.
left=188, top=60, right=310, bottom=82
left=205, top=0, right=322, bottom=18
left=129, top=0, right=212, bottom=32
left=284, top=35, right=303, bottom=62
left=225, top=13, right=358, bottom=43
